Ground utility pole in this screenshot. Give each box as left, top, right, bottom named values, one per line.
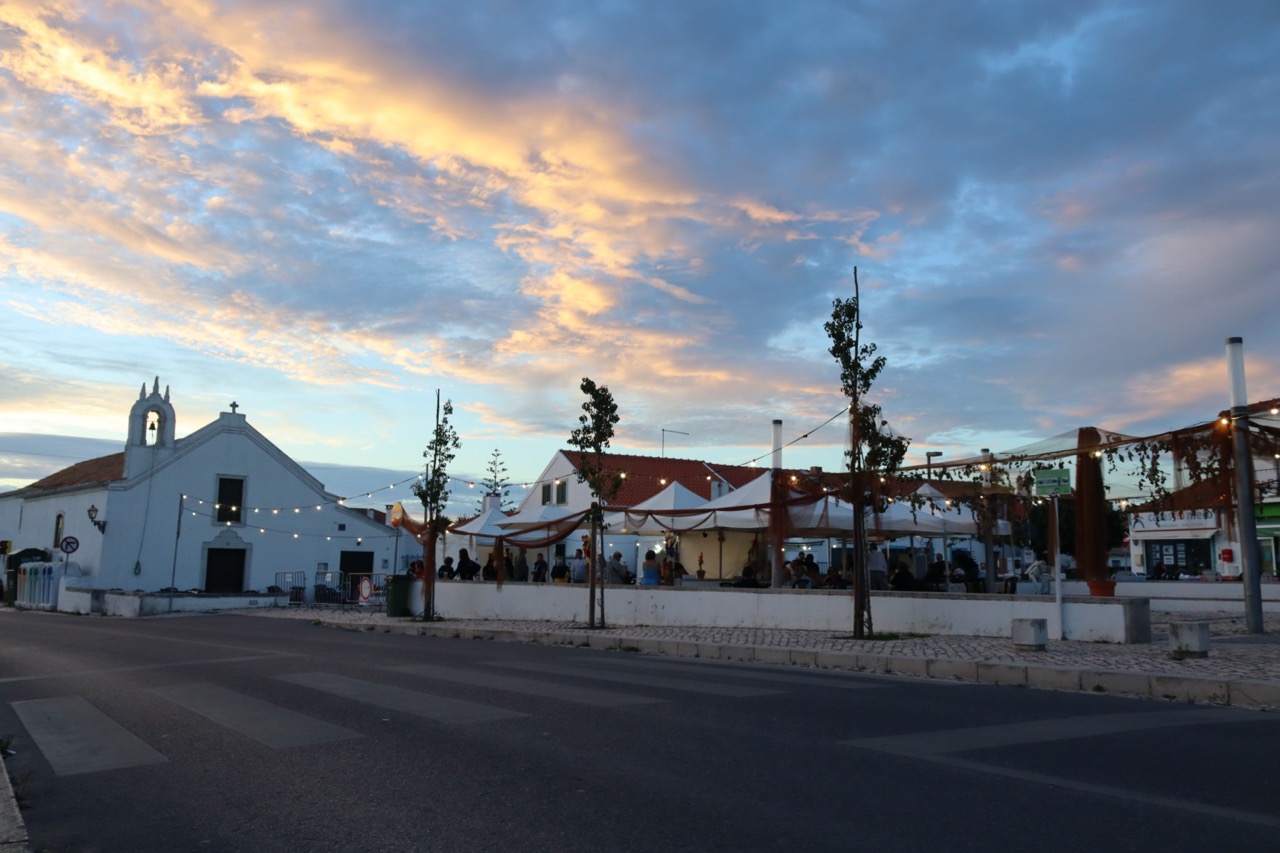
left=1226, top=337, right=1264, bottom=634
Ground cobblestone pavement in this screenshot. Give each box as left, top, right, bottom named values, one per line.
left=239, top=607, right=1280, bottom=703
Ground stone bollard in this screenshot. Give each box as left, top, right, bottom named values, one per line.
left=1012, top=617, right=1048, bottom=652
left=1168, top=621, right=1211, bottom=660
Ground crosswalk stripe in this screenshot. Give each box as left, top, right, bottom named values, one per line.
left=484, top=661, right=783, bottom=697
left=11, top=696, right=168, bottom=776
left=841, top=708, right=1269, bottom=756
left=386, top=663, right=665, bottom=707
left=575, top=657, right=880, bottom=690
left=148, top=683, right=362, bottom=749
left=277, top=672, right=527, bottom=724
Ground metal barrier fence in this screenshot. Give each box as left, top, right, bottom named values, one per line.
left=270, top=571, right=307, bottom=607
left=311, top=571, right=390, bottom=609
left=347, top=572, right=388, bottom=609
left=313, top=570, right=345, bottom=606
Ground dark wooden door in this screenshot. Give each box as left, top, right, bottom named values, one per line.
left=205, top=548, right=246, bottom=593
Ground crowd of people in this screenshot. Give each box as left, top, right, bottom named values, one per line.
left=407, top=544, right=1041, bottom=594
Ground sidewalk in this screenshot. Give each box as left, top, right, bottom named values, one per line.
left=243, top=607, right=1280, bottom=711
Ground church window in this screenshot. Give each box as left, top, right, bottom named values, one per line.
left=217, top=477, right=245, bottom=524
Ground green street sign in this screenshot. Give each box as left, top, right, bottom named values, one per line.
left=1034, top=468, right=1071, bottom=496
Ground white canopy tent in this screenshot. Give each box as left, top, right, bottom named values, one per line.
left=604, top=480, right=707, bottom=534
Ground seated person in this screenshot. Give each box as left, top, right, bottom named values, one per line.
left=821, top=567, right=849, bottom=589
left=791, top=562, right=814, bottom=589
left=732, top=565, right=764, bottom=588
left=922, top=561, right=947, bottom=591
left=889, top=563, right=916, bottom=591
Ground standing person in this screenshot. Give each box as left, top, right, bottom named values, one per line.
left=569, top=549, right=587, bottom=583
left=606, top=551, right=630, bottom=584
left=550, top=555, right=570, bottom=583
left=640, top=550, right=660, bottom=586
left=481, top=555, right=497, bottom=582
left=954, top=550, right=981, bottom=592
left=515, top=550, right=530, bottom=583
left=456, top=548, right=480, bottom=581
left=436, top=557, right=455, bottom=580
left=868, top=544, right=889, bottom=590
left=531, top=553, right=549, bottom=583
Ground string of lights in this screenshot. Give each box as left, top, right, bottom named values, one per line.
left=181, top=498, right=401, bottom=543
left=166, top=403, right=1280, bottom=517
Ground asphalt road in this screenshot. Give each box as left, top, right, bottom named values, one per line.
left=1, top=611, right=1278, bottom=852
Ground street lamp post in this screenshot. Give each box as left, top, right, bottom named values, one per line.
left=661, top=428, right=689, bottom=458
left=1226, top=337, right=1263, bottom=634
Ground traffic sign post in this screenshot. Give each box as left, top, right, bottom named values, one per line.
left=59, top=536, right=79, bottom=555
left=1034, top=468, right=1071, bottom=497
left=1031, top=471, right=1070, bottom=640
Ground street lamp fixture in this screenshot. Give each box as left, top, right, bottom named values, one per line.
left=87, top=504, right=107, bottom=533
left=925, top=451, right=943, bottom=483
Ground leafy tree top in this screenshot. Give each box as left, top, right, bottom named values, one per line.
left=568, top=376, right=623, bottom=507
left=411, top=394, right=461, bottom=536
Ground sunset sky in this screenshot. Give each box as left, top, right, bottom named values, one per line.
left=2, top=1, right=1277, bottom=511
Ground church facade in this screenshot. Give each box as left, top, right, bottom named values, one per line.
left=0, top=379, right=397, bottom=597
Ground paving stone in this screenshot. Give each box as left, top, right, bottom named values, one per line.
left=927, top=659, right=978, bottom=681
left=977, top=662, right=1027, bottom=687
left=855, top=653, right=891, bottom=673
left=587, top=634, right=620, bottom=651
left=886, top=656, right=930, bottom=676
left=789, top=650, right=818, bottom=667
left=1228, top=679, right=1280, bottom=710
left=814, top=650, right=858, bottom=671
left=1080, top=670, right=1151, bottom=698
left=1150, top=675, right=1230, bottom=705
left=753, top=646, right=792, bottom=665
left=1024, top=665, right=1084, bottom=692
left=695, top=642, right=723, bottom=660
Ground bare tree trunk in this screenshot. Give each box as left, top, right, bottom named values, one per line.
left=851, top=507, right=871, bottom=637
left=422, top=530, right=437, bottom=620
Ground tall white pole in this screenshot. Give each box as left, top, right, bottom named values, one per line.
left=1226, top=337, right=1264, bottom=633
left=1052, top=495, right=1064, bottom=640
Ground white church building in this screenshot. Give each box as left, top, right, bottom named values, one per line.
left=0, top=379, right=397, bottom=601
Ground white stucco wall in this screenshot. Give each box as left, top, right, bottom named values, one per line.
left=421, top=583, right=1147, bottom=643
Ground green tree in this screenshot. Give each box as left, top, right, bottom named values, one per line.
left=410, top=391, right=461, bottom=619
left=479, top=448, right=513, bottom=512
left=567, top=377, right=623, bottom=628
left=824, top=268, right=911, bottom=637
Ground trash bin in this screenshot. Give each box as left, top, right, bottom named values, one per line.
left=385, top=574, right=411, bottom=617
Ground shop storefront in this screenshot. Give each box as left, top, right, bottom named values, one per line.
left=1256, top=502, right=1280, bottom=579
left=1128, top=510, right=1219, bottom=577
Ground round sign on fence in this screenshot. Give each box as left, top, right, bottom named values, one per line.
left=59, top=536, right=79, bottom=554
left=358, top=576, right=373, bottom=602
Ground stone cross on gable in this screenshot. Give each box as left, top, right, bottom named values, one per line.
left=230, top=402, right=239, bottom=414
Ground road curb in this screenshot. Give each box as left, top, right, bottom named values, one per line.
left=313, top=619, right=1279, bottom=711
left=1, top=755, right=31, bottom=853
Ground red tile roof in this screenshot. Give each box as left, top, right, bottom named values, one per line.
left=23, top=453, right=124, bottom=492
left=561, top=451, right=824, bottom=506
